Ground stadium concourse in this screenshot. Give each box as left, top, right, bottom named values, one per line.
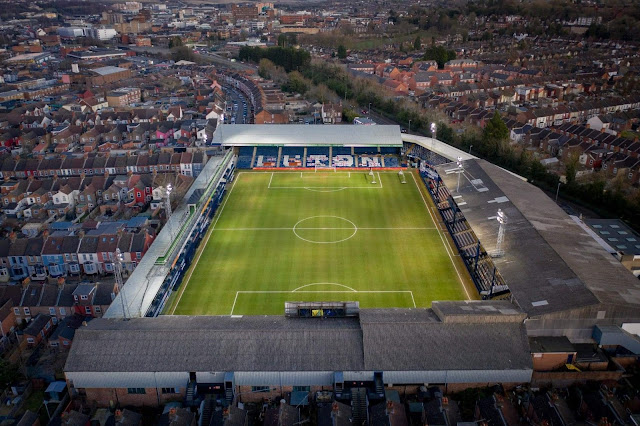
left=66, top=125, right=640, bottom=408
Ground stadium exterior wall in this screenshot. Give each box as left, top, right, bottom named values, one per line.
left=525, top=303, right=640, bottom=342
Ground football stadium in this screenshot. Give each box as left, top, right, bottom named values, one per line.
left=165, top=169, right=474, bottom=316
left=65, top=124, right=640, bottom=410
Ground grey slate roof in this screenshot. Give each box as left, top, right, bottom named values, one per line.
left=434, top=159, right=612, bottom=316
left=66, top=307, right=532, bottom=374
left=24, top=313, right=51, bottom=336
left=360, top=309, right=532, bottom=371
left=66, top=315, right=364, bottom=373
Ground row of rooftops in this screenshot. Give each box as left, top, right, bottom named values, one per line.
left=0, top=281, right=115, bottom=313
left=0, top=151, right=206, bottom=174
left=0, top=227, right=149, bottom=258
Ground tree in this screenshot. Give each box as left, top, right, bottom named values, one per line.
left=171, top=46, right=196, bottom=63
left=482, top=112, right=509, bottom=156
left=168, top=36, right=183, bottom=48
left=413, top=35, right=421, bottom=50
left=337, top=45, right=347, bottom=59
left=282, top=71, right=309, bottom=95
left=483, top=112, right=509, bottom=142
left=422, top=45, right=456, bottom=69
left=0, top=359, right=21, bottom=389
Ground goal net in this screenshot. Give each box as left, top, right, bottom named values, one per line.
left=314, top=165, right=337, bottom=172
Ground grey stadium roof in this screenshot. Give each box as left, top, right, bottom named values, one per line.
left=213, top=124, right=403, bottom=147
left=66, top=307, right=532, bottom=374
left=434, top=159, right=640, bottom=317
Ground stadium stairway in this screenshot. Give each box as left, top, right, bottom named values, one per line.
left=225, top=386, right=233, bottom=404
left=185, top=380, right=197, bottom=407
left=381, top=156, right=385, bottom=167
left=276, top=147, right=282, bottom=167
left=303, top=147, right=307, bottom=163
left=200, top=396, right=215, bottom=426
left=329, top=146, right=333, bottom=166
left=250, top=147, right=257, bottom=168
left=351, top=388, right=369, bottom=426
left=374, top=374, right=384, bottom=397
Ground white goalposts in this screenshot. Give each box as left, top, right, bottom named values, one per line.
left=399, top=170, right=407, bottom=184
left=314, top=165, right=337, bottom=172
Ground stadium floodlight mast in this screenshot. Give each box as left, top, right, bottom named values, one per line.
left=430, top=122, right=437, bottom=140
left=494, top=208, right=507, bottom=258
left=165, top=183, right=173, bottom=238
left=456, top=156, right=464, bottom=193
left=114, top=248, right=129, bottom=320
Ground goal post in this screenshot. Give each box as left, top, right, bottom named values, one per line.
left=314, top=165, right=337, bottom=172
left=399, top=170, right=407, bottom=184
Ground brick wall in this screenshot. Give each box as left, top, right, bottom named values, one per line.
left=532, top=353, right=575, bottom=371
left=236, top=385, right=331, bottom=403
left=82, top=387, right=186, bottom=407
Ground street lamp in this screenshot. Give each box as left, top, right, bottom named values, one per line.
left=469, top=145, right=473, bottom=154
left=555, top=181, right=563, bottom=203
left=456, top=156, right=463, bottom=193
left=114, top=248, right=128, bottom=320
left=430, top=122, right=437, bottom=140
left=165, top=183, right=173, bottom=218
left=165, top=183, right=173, bottom=239
left=368, top=102, right=372, bottom=116
left=408, top=119, right=411, bottom=133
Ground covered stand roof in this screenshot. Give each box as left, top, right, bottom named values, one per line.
left=67, top=303, right=532, bottom=375
left=434, top=158, right=640, bottom=318
left=213, top=124, right=404, bottom=147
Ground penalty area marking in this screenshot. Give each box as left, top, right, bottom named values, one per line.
left=292, top=282, right=357, bottom=292
left=268, top=171, right=383, bottom=191
left=229, top=289, right=416, bottom=315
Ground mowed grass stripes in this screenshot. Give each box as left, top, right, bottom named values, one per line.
left=169, top=171, right=469, bottom=316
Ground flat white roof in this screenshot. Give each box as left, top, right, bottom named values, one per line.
left=92, top=66, right=128, bottom=76
left=213, top=124, right=403, bottom=147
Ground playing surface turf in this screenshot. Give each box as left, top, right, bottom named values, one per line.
left=167, top=170, right=472, bottom=316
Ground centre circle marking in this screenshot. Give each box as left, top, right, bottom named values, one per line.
left=293, top=216, right=357, bottom=244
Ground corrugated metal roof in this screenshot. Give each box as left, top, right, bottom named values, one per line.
left=67, top=309, right=532, bottom=376
left=105, top=152, right=233, bottom=319
left=213, top=124, right=403, bottom=147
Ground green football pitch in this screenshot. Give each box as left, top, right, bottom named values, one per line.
left=165, top=170, right=475, bottom=316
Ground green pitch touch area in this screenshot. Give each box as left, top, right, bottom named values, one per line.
left=166, top=170, right=473, bottom=316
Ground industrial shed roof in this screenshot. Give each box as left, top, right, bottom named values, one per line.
left=66, top=307, right=532, bottom=374
left=434, top=159, right=640, bottom=317
left=213, top=124, right=403, bottom=147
